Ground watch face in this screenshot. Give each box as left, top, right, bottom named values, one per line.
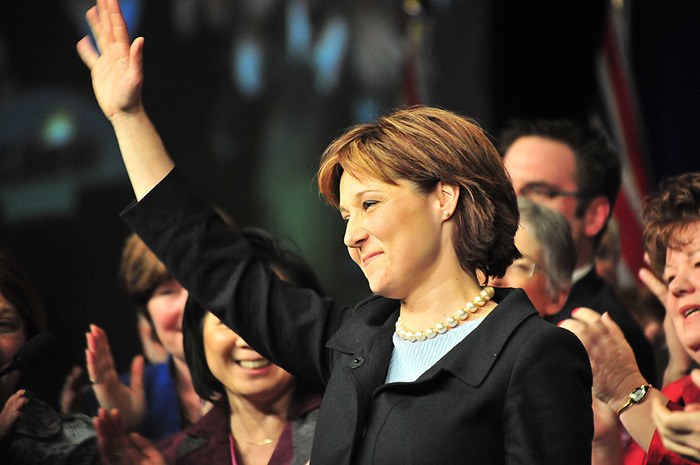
left=630, top=386, right=648, bottom=402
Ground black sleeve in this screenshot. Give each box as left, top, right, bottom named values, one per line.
left=121, top=168, right=344, bottom=390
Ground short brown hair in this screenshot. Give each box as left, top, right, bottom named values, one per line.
left=317, top=105, right=520, bottom=278
left=119, top=233, right=171, bottom=316
left=643, top=172, right=700, bottom=276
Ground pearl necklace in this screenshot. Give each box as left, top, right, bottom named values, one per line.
left=395, top=286, right=495, bottom=342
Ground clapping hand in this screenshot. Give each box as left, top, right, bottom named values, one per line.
left=651, top=370, right=700, bottom=463
left=86, top=324, right=146, bottom=431
left=559, top=308, right=643, bottom=405
left=94, top=408, right=165, bottom=465
left=0, top=389, right=27, bottom=441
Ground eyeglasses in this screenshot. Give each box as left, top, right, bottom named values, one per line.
left=519, top=183, right=588, bottom=200
left=504, top=256, right=539, bottom=278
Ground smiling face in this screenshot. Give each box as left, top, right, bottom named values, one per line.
left=664, top=221, right=700, bottom=360
left=339, top=171, right=449, bottom=300
left=202, top=312, right=295, bottom=404
left=0, top=292, right=26, bottom=403
left=146, top=278, right=188, bottom=361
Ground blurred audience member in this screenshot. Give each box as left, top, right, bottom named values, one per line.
left=61, top=233, right=206, bottom=441
left=0, top=246, right=100, bottom=464
left=499, top=117, right=656, bottom=385
left=493, top=198, right=623, bottom=465
left=492, top=197, right=574, bottom=317
left=561, top=172, right=700, bottom=464
left=94, top=228, right=324, bottom=465
left=136, top=313, right=168, bottom=364
left=638, top=262, right=697, bottom=389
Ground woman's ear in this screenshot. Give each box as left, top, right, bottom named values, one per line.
left=436, top=182, right=460, bottom=219
left=544, top=289, right=570, bottom=317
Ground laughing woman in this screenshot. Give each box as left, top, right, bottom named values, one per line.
left=79, top=1, right=593, bottom=463
left=95, top=228, right=323, bottom=465
left=563, top=172, right=700, bottom=465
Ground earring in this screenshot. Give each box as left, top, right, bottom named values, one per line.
left=444, top=211, right=450, bottom=217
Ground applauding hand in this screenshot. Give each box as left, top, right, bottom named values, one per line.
left=86, top=324, right=146, bottom=431
left=0, top=389, right=27, bottom=441
left=94, top=408, right=165, bottom=465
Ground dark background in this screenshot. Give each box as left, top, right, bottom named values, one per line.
left=1, top=0, right=699, bottom=407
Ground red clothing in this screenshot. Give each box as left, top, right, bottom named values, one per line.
left=624, top=376, right=700, bottom=465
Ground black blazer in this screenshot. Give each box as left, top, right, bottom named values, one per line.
left=123, top=169, right=594, bottom=465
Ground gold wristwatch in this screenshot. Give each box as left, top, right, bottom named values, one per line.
left=616, top=384, right=652, bottom=415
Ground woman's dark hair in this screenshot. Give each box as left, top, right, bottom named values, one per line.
left=0, top=246, right=47, bottom=340
left=182, top=227, right=325, bottom=401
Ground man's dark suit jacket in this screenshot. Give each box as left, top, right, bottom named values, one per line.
left=547, top=268, right=657, bottom=385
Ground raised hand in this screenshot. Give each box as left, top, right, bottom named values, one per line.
left=86, top=324, right=146, bottom=431
left=77, top=0, right=144, bottom=121
left=94, top=408, right=166, bottom=465
left=0, top=389, right=27, bottom=440
left=639, top=268, right=667, bottom=306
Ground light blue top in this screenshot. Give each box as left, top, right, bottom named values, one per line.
left=386, top=318, right=484, bottom=383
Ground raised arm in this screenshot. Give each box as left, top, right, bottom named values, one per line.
left=78, top=0, right=173, bottom=200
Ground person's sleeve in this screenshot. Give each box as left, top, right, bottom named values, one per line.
left=624, top=398, right=700, bottom=465
left=504, top=325, right=594, bottom=464
left=121, top=169, right=342, bottom=391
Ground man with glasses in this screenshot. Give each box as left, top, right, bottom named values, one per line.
left=498, top=118, right=656, bottom=386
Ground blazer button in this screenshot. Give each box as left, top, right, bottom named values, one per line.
left=350, top=356, right=365, bottom=368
